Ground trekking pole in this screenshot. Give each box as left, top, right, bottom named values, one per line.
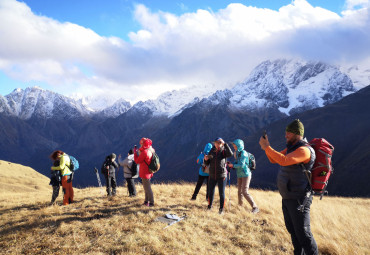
left=228, top=167, right=231, bottom=212
left=94, top=167, right=105, bottom=196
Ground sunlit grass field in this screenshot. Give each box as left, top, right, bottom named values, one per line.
left=0, top=160, right=369, bottom=254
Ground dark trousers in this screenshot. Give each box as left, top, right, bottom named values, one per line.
left=192, top=175, right=209, bottom=199
left=208, top=177, right=226, bottom=209
left=105, top=174, right=117, bottom=196
left=282, top=197, right=318, bottom=255
left=51, top=185, right=60, bottom=203
left=126, top=178, right=137, bottom=196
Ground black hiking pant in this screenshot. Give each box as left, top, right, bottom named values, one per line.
left=105, top=174, right=117, bottom=196
left=208, top=177, right=226, bottom=209
left=126, top=178, right=137, bottom=196
left=282, top=197, right=318, bottom=255
left=192, top=175, right=209, bottom=199
left=51, top=185, right=60, bottom=203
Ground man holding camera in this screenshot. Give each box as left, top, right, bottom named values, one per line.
left=204, top=137, right=233, bottom=215
left=259, top=119, right=318, bottom=255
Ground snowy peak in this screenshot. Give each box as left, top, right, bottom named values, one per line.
left=2, top=87, right=91, bottom=120
left=229, top=59, right=356, bottom=115
left=129, top=84, right=223, bottom=117
left=99, top=99, right=131, bottom=118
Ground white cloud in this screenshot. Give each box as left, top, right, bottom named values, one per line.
left=0, top=0, right=369, bottom=102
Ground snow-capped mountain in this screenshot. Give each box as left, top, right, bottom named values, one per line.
left=128, top=83, right=225, bottom=117
left=0, top=59, right=362, bottom=121
left=99, top=99, right=131, bottom=118
left=1, top=87, right=91, bottom=120
left=341, top=64, right=370, bottom=90
left=199, top=59, right=356, bottom=116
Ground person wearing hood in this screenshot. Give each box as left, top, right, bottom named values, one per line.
left=118, top=149, right=139, bottom=197
left=191, top=143, right=213, bottom=201
left=134, top=137, right=156, bottom=206
left=101, top=153, right=119, bottom=196
left=227, top=139, right=259, bottom=214
left=204, top=137, right=233, bottom=214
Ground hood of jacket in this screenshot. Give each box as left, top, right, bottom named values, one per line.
left=203, top=143, right=213, bottom=154
left=232, top=139, right=244, bottom=152
left=139, top=137, right=153, bottom=150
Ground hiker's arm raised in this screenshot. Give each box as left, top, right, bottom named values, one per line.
left=265, top=146, right=310, bottom=166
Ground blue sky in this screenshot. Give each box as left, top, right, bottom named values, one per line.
left=0, top=0, right=369, bottom=102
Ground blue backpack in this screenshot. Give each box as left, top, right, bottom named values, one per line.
left=69, top=155, right=79, bottom=171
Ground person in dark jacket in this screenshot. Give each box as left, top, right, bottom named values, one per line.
left=259, top=119, right=318, bottom=255
left=101, top=153, right=119, bottom=196
left=204, top=137, right=233, bottom=214
left=49, top=159, right=61, bottom=205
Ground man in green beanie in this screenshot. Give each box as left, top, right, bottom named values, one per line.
left=259, top=119, right=318, bottom=255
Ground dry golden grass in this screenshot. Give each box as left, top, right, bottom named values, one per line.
left=0, top=160, right=369, bottom=255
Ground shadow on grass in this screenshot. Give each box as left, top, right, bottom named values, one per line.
left=0, top=195, right=199, bottom=238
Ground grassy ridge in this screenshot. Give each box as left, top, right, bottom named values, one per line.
left=0, top=161, right=369, bottom=254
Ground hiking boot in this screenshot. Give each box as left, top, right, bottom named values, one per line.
left=252, top=207, right=260, bottom=214
left=191, top=196, right=196, bottom=200
left=142, top=201, right=149, bottom=206
left=207, top=205, right=212, bottom=210
left=219, top=208, right=224, bottom=215
left=149, top=203, right=155, bottom=207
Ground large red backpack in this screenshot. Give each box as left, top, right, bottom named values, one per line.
left=306, top=138, right=334, bottom=199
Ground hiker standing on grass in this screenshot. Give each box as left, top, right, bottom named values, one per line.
left=49, top=159, right=61, bottom=205
left=101, top=153, right=119, bottom=197
left=118, top=149, right=139, bottom=197
left=259, top=119, right=318, bottom=255
left=204, top=137, right=233, bottom=214
left=134, top=138, right=155, bottom=207
left=191, top=143, right=212, bottom=201
left=227, top=139, right=259, bottom=214
left=50, top=150, right=74, bottom=205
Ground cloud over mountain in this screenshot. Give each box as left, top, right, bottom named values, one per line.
left=0, top=0, right=369, bottom=102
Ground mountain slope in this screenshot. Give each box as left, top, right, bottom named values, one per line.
left=244, top=85, right=370, bottom=197
left=229, top=59, right=356, bottom=115
left=3, top=87, right=91, bottom=119
left=0, top=160, right=50, bottom=195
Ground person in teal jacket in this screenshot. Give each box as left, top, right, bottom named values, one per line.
left=227, top=139, right=259, bottom=213
left=191, top=143, right=213, bottom=200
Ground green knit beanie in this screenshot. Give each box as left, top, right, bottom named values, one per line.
left=286, top=119, right=304, bottom=136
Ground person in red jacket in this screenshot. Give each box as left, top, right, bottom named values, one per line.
left=134, top=137, right=155, bottom=206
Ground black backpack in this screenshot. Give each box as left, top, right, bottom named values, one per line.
left=248, top=152, right=256, bottom=170
left=130, top=161, right=138, bottom=176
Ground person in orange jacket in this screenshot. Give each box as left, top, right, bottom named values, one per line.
left=259, top=119, right=318, bottom=255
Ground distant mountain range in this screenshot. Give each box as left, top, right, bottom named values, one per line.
left=0, top=59, right=369, bottom=197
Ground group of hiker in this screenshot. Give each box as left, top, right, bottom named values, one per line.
left=49, top=119, right=319, bottom=255
left=191, top=137, right=259, bottom=215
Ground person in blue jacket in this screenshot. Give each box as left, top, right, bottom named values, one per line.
left=191, top=143, right=213, bottom=200
left=227, top=139, right=259, bottom=214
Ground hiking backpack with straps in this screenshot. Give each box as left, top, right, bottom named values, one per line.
left=145, top=150, right=160, bottom=173
left=68, top=155, right=79, bottom=171
left=237, top=151, right=256, bottom=171
left=130, top=160, right=138, bottom=176
left=247, top=152, right=256, bottom=171
left=304, top=138, right=334, bottom=199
